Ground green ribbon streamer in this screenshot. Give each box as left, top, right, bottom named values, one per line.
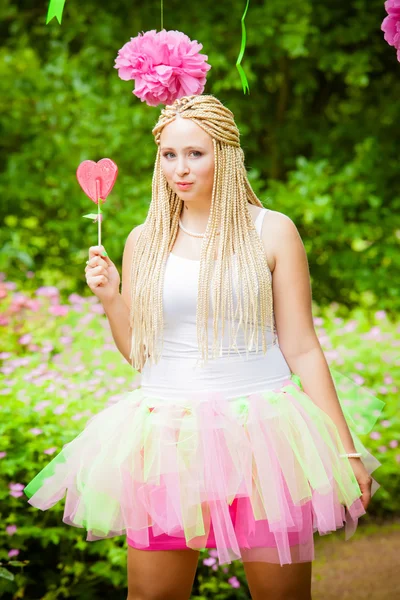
left=236, top=0, right=250, bottom=95
left=46, top=0, right=66, bottom=25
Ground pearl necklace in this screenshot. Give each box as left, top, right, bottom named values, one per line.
left=179, top=218, right=220, bottom=238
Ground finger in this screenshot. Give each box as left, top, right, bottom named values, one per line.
left=88, top=246, right=101, bottom=259
left=90, top=254, right=110, bottom=265
left=362, top=494, right=370, bottom=510
left=86, top=272, right=107, bottom=284
left=100, top=254, right=113, bottom=266
left=88, top=245, right=108, bottom=260
left=359, top=482, right=372, bottom=510
left=86, top=256, right=108, bottom=269
left=90, top=265, right=107, bottom=276
left=85, top=260, right=100, bottom=272
left=86, top=257, right=99, bottom=268
left=88, top=275, right=109, bottom=287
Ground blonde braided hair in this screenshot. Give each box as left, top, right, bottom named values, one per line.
left=129, top=94, right=275, bottom=372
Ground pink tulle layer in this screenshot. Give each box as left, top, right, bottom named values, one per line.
left=126, top=485, right=364, bottom=565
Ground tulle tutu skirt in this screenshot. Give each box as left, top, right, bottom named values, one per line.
left=24, top=370, right=384, bottom=566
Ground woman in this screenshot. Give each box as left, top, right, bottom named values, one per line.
left=25, top=94, right=382, bottom=600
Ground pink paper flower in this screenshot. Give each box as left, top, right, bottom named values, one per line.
left=114, top=29, right=211, bottom=107
left=382, top=1, right=400, bottom=60
left=8, top=549, right=19, bottom=558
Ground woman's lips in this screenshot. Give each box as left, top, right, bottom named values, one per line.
left=176, top=182, right=193, bottom=190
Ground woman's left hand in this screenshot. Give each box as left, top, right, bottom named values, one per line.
left=349, top=457, right=373, bottom=510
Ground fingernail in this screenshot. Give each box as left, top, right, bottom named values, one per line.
left=102, top=251, right=108, bottom=257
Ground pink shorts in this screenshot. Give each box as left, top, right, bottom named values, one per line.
left=126, top=496, right=313, bottom=553
left=127, top=501, right=238, bottom=551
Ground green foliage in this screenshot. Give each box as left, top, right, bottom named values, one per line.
left=0, top=0, right=399, bottom=310
left=1, top=277, right=399, bottom=598
left=268, top=145, right=400, bottom=309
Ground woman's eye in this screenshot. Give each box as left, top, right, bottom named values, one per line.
left=163, top=151, right=202, bottom=158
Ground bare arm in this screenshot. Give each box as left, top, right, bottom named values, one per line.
left=102, top=224, right=144, bottom=370
left=265, top=212, right=358, bottom=454
left=102, top=294, right=132, bottom=366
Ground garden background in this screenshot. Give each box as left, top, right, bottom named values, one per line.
left=1, top=0, right=399, bottom=598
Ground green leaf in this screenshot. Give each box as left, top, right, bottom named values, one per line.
left=351, top=239, right=373, bottom=252
left=0, top=567, right=14, bottom=581
left=7, top=560, right=29, bottom=567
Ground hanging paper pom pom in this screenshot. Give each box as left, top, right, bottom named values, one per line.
left=381, top=0, right=400, bottom=61
left=114, top=29, right=212, bottom=107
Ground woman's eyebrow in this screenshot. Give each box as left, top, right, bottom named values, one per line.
left=160, top=145, right=204, bottom=151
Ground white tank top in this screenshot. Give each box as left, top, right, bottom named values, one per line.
left=140, top=208, right=292, bottom=400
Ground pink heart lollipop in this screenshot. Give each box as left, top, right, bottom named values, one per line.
left=76, top=158, right=118, bottom=204
left=77, top=158, right=118, bottom=246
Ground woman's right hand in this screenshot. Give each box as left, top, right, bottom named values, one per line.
left=85, top=245, right=121, bottom=305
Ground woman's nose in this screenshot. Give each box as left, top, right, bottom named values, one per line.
left=176, top=158, right=189, bottom=176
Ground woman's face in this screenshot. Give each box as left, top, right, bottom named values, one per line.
left=159, top=116, right=215, bottom=203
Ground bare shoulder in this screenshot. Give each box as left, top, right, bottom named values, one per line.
left=260, top=209, right=302, bottom=273
left=121, top=224, right=145, bottom=310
